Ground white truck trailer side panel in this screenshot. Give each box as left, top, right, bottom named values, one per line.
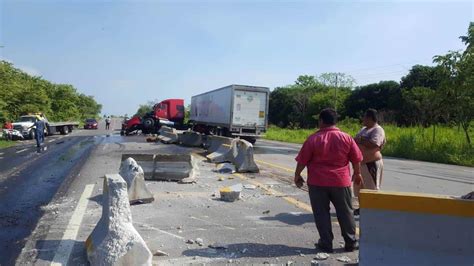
left=190, top=86, right=233, bottom=125
left=231, top=89, right=267, bottom=127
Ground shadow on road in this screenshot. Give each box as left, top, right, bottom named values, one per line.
left=182, top=243, right=315, bottom=258
left=260, top=212, right=314, bottom=225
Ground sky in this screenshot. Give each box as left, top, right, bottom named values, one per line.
left=1, top=0, right=473, bottom=116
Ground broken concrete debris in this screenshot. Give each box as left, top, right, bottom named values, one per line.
left=153, top=250, right=169, bottom=256
left=219, top=183, right=242, bottom=202
left=336, top=256, right=351, bottom=262
left=186, top=239, right=195, bottom=244
left=314, top=252, right=330, bottom=260
left=213, top=163, right=236, bottom=174
left=195, top=238, right=204, bottom=246
left=243, top=184, right=256, bottom=190
left=262, top=210, right=270, bottom=214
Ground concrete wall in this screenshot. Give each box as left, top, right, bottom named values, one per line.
left=359, top=190, right=474, bottom=266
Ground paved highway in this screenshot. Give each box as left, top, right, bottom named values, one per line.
left=253, top=139, right=473, bottom=197
left=0, top=119, right=122, bottom=265
left=1, top=123, right=472, bottom=265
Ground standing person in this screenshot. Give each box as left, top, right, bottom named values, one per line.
left=105, top=116, right=111, bottom=130
left=30, top=118, right=45, bottom=148
left=294, top=108, right=363, bottom=253
left=3, top=121, right=13, bottom=140
left=353, top=109, right=386, bottom=215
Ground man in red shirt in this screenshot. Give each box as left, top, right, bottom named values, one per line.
left=295, top=108, right=363, bottom=253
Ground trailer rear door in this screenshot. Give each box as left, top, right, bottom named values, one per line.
left=232, top=89, right=267, bottom=127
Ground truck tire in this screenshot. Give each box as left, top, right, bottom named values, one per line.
left=142, top=118, right=154, bottom=129
left=29, top=130, right=35, bottom=140
left=62, top=126, right=69, bottom=135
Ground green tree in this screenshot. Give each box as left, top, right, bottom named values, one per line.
left=134, top=101, right=155, bottom=117
left=433, top=22, right=473, bottom=145
left=400, top=65, right=445, bottom=90
left=344, top=81, right=401, bottom=122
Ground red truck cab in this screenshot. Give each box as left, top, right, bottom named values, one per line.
left=121, top=99, right=185, bottom=135
left=153, top=99, right=185, bottom=124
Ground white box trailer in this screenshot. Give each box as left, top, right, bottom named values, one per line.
left=190, top=85, right=270, bottom=142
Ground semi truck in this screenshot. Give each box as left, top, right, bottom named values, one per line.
left=11, top=114, right=79, bottom=139
left=190, top=84, right=270, bottom=143
left=121, top=99, right=185, bottom=135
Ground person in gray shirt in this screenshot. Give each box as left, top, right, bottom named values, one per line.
left=353, top=109, right=386, bottom=215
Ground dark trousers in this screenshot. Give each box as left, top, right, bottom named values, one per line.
left=308, top=185, right=356, bottom=249
left=106, top=123, right=110, bottom=130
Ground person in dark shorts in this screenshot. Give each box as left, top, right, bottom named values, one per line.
left=353, top=109, right=386, bottom=215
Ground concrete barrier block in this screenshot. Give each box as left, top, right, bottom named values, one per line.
left=178, top=131, right=203, bottom=147
left=206, top=143, right=234, bottom=163
left=158, top=126, right=179, bottom=144
left=359, top=190, right=474, bottom=266
left=205, top=135, right=233, bottom=154
left=121, top=154, right=155, bottom=179
left=232, top=139, right=259, bottom=173
left=119, top=158, right=155, bottom=204
left=121, top=154, right=198, bottom=182
left=85, top=174, right=152, bottom=266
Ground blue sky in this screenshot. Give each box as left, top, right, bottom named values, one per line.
left=1, top=0, right=472, bottom=116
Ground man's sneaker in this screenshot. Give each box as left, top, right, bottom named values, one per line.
left=315, top=241, right=333, bottom=253
left=353, top=208, right=360, bottom=216
left=344, top=241, right=359, bottom=252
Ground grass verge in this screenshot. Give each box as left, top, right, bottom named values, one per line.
left=264, top=123, right=474, bottom=167
left=0, top=140, right=16, bottom=149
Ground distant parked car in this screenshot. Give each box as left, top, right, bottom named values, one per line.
left=84, top=118, right=98, bottom=129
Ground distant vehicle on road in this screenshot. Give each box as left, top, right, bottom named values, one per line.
left=121, top=99, right=185, bottom=135
left=190, top=84, right=270, bottom=144
left=84, top=118, right=98, bottom=129
left=12, top=114, right=79, bottom=140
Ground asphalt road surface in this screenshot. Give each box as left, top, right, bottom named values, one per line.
left=1, top=123, right=472, bottom=265
left=0, top=118, right=121, bottom=265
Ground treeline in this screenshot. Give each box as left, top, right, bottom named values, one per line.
left=0, top=61, right=102, bottom=123
left=270, top=22, right=473, bottom=145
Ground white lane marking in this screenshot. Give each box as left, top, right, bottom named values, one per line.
left=0, top=152, right=3, bottom=155
left=50, top=184, right=95, bottom=266
left=16, top=148, right=28, bottom=154
left=0, top=157, right=3, bottom=160
left=47, top=139, right=55, bottom=143
left=189, top=216, right=235, bottom=230
left=134, top=222, right=184, bottom=240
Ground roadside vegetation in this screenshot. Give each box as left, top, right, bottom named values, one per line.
left=0, top=139, right=15, bottom=149
left=265, top=123, right=474, bottom=167
left=266, top=22, right=473, bottom=166
left=0, top=61, right=102, bottom=125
